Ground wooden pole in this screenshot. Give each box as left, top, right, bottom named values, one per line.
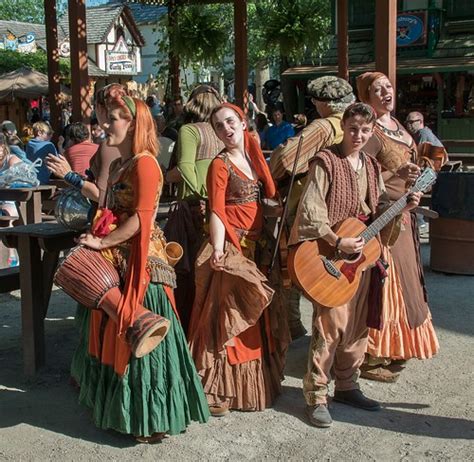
left=337, top=0, right=349, bottom=81
left=168, top=0, right=180, bottom=100
left=234, top=0, right=248, bottom=111
left=375, top=0, right=397, bottom=95
left=68, top=0, right=91, bottom=123
left=44, top=0, right=62, bottom=139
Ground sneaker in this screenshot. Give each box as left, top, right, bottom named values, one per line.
left=333, top=389, right=381, bottom=411
left=305, top=404, right=333, bottom=428
left=7, top=256, right=18, bottom=267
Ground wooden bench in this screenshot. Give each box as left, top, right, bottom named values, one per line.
left=0, top=222, right=78, bottom=376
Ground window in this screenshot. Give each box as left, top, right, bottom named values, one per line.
left=446, top=0, right=474, bottom=18
left=348, top=0, right=375, bottom=29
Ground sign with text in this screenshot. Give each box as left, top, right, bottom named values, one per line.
left=106, top=36, right=137, bottom=75
left=397, top=11, right=427, bottom=47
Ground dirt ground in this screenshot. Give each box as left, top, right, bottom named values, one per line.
left=0, top=241, right=473, bottom=461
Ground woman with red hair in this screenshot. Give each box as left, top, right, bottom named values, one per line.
left=73, top=90, right=209, bottom=442
left=356, top=72, right=439, bottom=382
left=188, top=103, right=290, bottom=416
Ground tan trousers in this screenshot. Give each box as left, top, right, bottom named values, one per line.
left=303, top=271, right=371, bottom=405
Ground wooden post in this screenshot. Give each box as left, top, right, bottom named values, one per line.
left=44, top=0, right=62, bottom=139
left=68, top=0, right=91, bottom=123
left=168, top=0, right=180, bottom=100
left=375, top=0, right=397, bottom=94
left=337, top=0, right=349, bottom=81
left=234, top=0, right=248, bottom=111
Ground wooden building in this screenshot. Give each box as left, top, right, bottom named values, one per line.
left=282, top=0, right=474, bottom=151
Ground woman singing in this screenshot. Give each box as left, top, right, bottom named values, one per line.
left=188, top=103, right=290, bottom=416
left=356, top=72, right=439, bottom=382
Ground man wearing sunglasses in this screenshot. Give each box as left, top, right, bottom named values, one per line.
left=405, top=112, right=444, bottom=148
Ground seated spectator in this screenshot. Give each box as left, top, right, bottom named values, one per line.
left=90, top=117, right=106, bottom=144
left=0, top=134, right=23, bottom=266
left=63, top=122, right=99, bottom=176
left=405, top=112, right=444, bottom=147
left=26, top=121, right=58, bottom=184
left=1, top=121, right=24, bottom=150
left=146, top=95, right=162, bottom=118
left=264, top=105, right=295, bottom=150
left=21, top=123, right=34, bottom=145
left=7, top=135, right=27, bottom=161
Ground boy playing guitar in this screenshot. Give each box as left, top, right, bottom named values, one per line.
left=288, top=103, right=421, bottom=427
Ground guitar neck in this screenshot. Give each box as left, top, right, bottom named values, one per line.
left=360, top=191, right=411, bottom=242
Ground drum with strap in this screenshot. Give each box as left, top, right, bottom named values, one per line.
left=54, top=246, right=170, bottom=357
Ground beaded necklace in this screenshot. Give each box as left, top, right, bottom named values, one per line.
left=376, top=119, right=404, bottom=138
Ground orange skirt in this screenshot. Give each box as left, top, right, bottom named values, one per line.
left=367, top=248, right=439, bottom=360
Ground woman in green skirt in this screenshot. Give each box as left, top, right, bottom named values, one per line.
left=68, top=88, right=209, bottom=442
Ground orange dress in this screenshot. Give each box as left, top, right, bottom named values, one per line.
left=365, top=125, right=439, bottom=360
left=188, top=152, right=290, bottom=411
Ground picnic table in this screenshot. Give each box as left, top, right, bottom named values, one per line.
left=0, top=185, right=56, bottom=225
left=0, top=222, right=78, bottom=376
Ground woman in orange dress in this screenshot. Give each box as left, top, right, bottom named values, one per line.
left=66, top=91, right=209, bottom=442
left=188, top=103, right=289, bottom=416
left=356, top=72, right=439, bottom=382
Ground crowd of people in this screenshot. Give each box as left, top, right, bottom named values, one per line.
left=0, top=73, right=441, bottom=439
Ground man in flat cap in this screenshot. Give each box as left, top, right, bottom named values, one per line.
left=269, top=76, right=355, bottom=341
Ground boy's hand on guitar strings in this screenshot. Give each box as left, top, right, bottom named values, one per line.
left=338, top=236, right=365, bottom=255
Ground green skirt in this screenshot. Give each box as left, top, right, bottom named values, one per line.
left=70, top=284, right=210, bottom=437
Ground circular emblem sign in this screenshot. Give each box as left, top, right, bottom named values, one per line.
left=397, top=14, right=425, bottom=47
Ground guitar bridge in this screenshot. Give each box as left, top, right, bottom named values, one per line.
left=321, top=256, right=341, bottom=279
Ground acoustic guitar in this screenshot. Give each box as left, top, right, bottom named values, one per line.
left=287, top=168, right=437, bottom=308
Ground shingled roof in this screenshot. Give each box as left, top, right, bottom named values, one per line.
left=59, top=3, right=144, bottom=46
left=0, top=20, right=54, bottom=51
left=126, top=3, right=167, bottom=25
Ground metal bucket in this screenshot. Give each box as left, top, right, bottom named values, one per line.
left=431, top=172, right=474, bottom=274
left=430, top=218, right=474, bottom=275
left=54, top=188, right=92, bottom=231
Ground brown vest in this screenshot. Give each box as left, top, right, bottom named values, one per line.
left=316, top=146, right=380, bottom=227
left=194, top=122, right=225, bottom=161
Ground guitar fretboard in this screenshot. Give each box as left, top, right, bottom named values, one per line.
left=359, top=184, right=422, bottom=242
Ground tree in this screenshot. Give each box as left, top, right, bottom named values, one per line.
left=0, top=0, right=67, bottom=24
left=0, top=0, right=45, bottom=23
left=0, top=50, right=71, bottom=82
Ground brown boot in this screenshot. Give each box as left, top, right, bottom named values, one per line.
left=98, top=287, right=170, bottom=357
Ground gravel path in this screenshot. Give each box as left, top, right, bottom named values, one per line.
left=0, top=243, right=473, bottom=461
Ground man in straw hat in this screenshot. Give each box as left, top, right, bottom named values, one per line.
left=269, top=76, right=355, bottom=341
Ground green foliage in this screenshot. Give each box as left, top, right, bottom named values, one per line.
left=155, top=0, right=331, bottom=87
left=0, top=50, right=71, bottom=80
left=0, top=0, right=45, bottom=23
left=162, top=4, right=232, bottom=67
left=257, top=0, right=332, bottom=62
left=0, top=0, right=67, bottom=24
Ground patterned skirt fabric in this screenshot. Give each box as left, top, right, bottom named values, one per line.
left=70, top=284, right=209, bottom=437
left=367, top=249, right=439, bottom=360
